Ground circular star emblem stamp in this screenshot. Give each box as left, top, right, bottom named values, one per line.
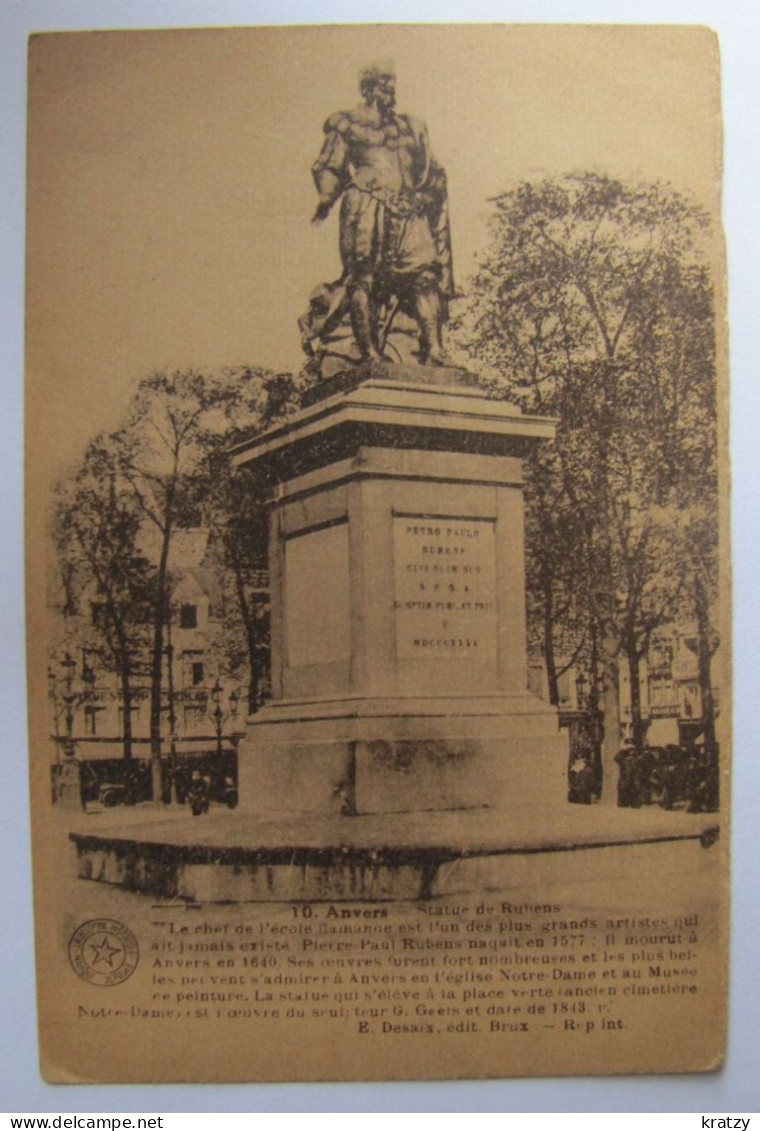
left=68, top=919, right=139, bottom=987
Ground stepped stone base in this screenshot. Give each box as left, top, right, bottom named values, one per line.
left=69, top=808, right=719, bottom=904
left=238, top=695, right=568, bottom=817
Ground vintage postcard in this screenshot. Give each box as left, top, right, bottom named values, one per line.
left=26, top=24, right=728, bottom=1082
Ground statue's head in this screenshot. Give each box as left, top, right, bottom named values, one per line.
left=359, top=61, right=396, bottom=112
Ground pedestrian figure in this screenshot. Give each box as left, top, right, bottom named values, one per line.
left=615, top=740, right=641, bottom=808
left=188, top=769, right=210, bottom=816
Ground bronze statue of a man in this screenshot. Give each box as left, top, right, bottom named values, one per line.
left=306, top=63, right=454, bottom=367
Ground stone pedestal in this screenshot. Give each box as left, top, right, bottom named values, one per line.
left=231, top=364, right=568, bottom=818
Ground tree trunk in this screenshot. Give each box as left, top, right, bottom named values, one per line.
left=600, top=629, right=621, bottom=803
left=119, top=658, right=133, bottom=762
left=694, top=571, right=718, bottom=808
left=694, top=573, right=716, bottom=747
left=230, top=550, right=260, bottom=716
left=149, top=518, right=173, bottom=805
left=542, top=574, right=560, bottom=706
left=586, top=614, right=604, bottom=798
left=625, top=637, right=647, bottom=754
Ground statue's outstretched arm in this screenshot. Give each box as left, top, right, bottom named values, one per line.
left=311, top=116, right=349, bottom=222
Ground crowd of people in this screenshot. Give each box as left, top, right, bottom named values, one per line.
left=614, top=738, right=718, bottom=812
left=567, top=734, right=719, bottom=812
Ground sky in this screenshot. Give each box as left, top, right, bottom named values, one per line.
left=25, top=24, right=722, bottom=482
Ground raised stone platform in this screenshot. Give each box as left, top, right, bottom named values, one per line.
left=69, top=807, right=719, bottom=904
left=299, top=360, right=486, bottom=407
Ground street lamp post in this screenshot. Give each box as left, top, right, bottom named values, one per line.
left=210, top=681, right=239, bottom=758
left=49, top=652, right=84, bottom=809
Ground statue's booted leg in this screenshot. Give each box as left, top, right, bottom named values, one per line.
left=348, top=274, right=383, bottom=362
left=413, top=279, right=446, bottom=366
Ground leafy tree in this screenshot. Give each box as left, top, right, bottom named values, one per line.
left=199, top=367, right=306, bottom=715
left=111, top=369, right=248, bottom=800
left=51, top=437, right=153, bottom=762
left=50, top=363, right=305, bottom=802
left=457, top=173, right=718, bottom=794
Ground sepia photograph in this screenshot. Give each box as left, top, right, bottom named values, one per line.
left=6, top=3, right=757, bottom=1109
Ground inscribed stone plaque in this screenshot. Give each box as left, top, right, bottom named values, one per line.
left=393, top=515, right=497, bottom=660
left=285, top=523, right=350, bottom=666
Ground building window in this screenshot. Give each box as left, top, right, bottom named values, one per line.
left=180, top=604, right=198, bottom=629
left=184, top=704, right=206, bottom=729
left=649, top=638, right=674, bottom=680
left=84, top=707, right=98, bottom=736
left=191, top=662, right=205, bottom=687
left=649, top=677, right=677, bottom=715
